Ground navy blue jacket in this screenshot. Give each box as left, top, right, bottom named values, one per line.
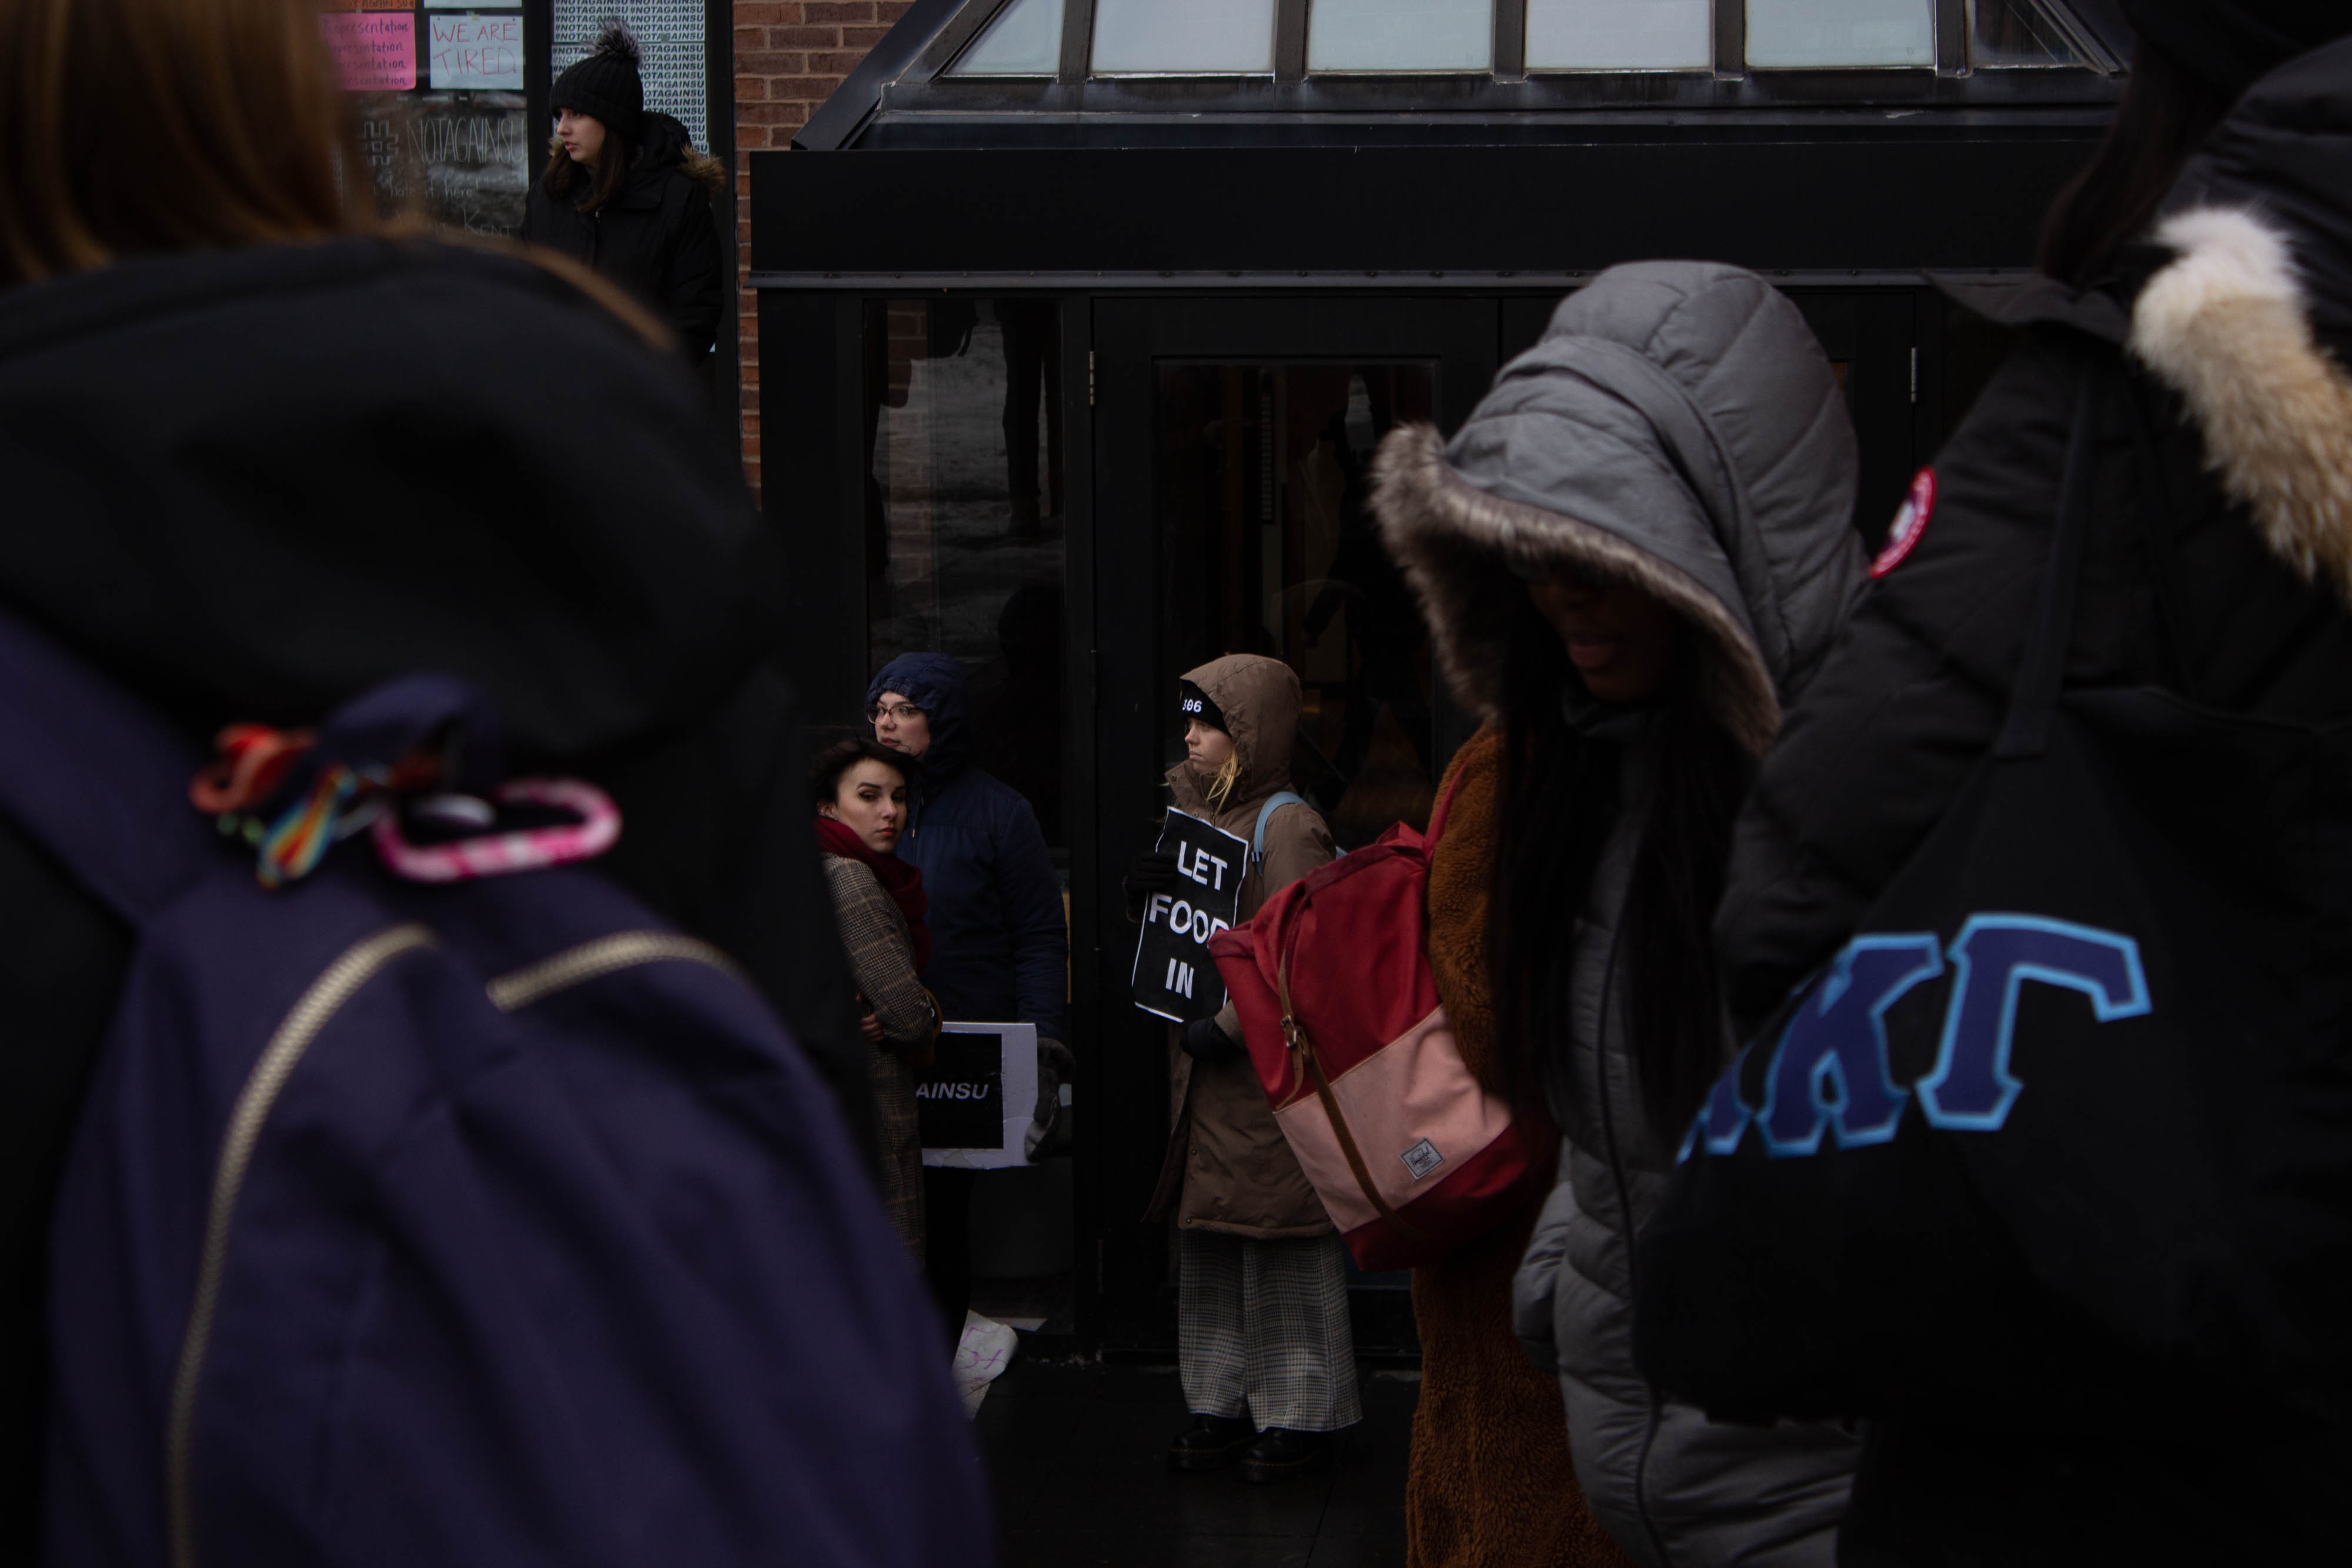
left=869, top=654, right=1067, bottom=1042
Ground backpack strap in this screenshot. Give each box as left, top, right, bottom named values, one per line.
left=1995, top=368, right=2102, bottom=761
left=0, top=611, right=218, bottom=928
left=1423, top=750, right=1479, bottom=848
left=1274, top=907, right=1427, bottom=1245
left=1252, top=790, right=1309, bottom=865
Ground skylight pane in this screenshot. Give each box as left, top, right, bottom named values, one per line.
left=951, top=0, right=1066, bottom=75
left=1748, top=0, right=1933, bottom=67
left=1526, top=0, right=1710, bottom=70
left=1307, top=0, right=1491, bottom=73
left=1092, top=0, right=1276, bottom=73
left=1967, top=0, right=2080, bottom=67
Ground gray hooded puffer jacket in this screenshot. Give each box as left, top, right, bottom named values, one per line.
left=1373, top=263, right=1866, bottom=1568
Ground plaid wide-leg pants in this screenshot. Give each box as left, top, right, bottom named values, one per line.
left=1178, top=1229, right=1362, bottom=1433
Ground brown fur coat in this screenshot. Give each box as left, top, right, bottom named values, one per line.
left=1408, top=729, right=1631, bottom=1568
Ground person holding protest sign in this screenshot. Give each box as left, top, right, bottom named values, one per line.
left=1130, top=656, right=1359, bottom=1483
left=813, top=739, right=940, bottom=1258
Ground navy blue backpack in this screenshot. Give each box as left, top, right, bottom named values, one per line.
left=0, top=614, right=990, bottom=1567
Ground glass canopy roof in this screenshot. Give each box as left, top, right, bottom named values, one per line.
left=956, top=0, right=1064, bottom=74
left=947, top=0, right=2109, bottom=76
left=1308, top=0, right=1493, bottom=73
left=1093, top=0, right=1277, bottom=73
left=1526, top=0, right=1711, bottom=71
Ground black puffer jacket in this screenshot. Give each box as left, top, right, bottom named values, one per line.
left=1714, top=37, right=2352, bottom=1563
left=0, top=235, right=869, bottom=1558
left=522, top=112, right=724, bottom=363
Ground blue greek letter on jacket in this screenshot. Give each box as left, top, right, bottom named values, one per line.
left=1678, top=1045, right=1757, bottom=1164
left=1679, top=914, right=2151, bottom=1161
left=1915, top=913, right=2151, bottom=1131
left=1757, top=934, right=1945, bottom=1156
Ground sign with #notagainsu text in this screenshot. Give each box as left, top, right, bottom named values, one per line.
left=1131, top=808, right=1248, bottom=1024
left=917, top=1022, right=1039, bottom=1170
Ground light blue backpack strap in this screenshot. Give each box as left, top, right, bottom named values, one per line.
left=1252, top=791, right=1310, bottom=865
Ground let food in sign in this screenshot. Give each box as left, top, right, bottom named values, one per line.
left=1131, top=810, right=1248, bottom=1024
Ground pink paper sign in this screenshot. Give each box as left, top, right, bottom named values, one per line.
left=320, top=12, right=416, bottom=92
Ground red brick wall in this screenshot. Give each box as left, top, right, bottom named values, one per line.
left=732, top=2, right=907, bottom=496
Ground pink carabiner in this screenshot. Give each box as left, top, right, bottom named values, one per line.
left=372, top=777, right=621, bottom=883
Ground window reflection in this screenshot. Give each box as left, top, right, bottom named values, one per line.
left=864, top=299, right=1067, bottom=845
left=1966, top=0, right=2080, bottom=68
left=1092, top=0, right=1276, bottom=73
left=1526, top=0, right=1710, bottom=71
left=1308, top=0, right=1492, bottom=73
left=950, top=0, right=1065, bottom=76
left=1157, top=364, right=1442, bottom=848
left=1748, top=0, right=1933, bottom=67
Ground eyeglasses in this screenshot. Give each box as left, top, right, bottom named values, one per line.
left=865, top=701, right=924, bottom=723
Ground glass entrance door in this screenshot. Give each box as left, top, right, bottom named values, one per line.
left=1086, top=298, right=1497, bottom=1350
left=1154, top=360, right=1444, bottom=847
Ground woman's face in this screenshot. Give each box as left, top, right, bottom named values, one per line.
left=820, top=759, right=908, bottom=854
left=556, top=109, right=606, bottom=166
left=1185, top=719, right=1235, bottom=775
left=871, top=691, right=932, bottom=760
left=1526, top=566, right=1682, bottom=705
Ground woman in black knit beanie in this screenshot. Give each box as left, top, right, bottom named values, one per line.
left=522, top=22, right=726, bottom=369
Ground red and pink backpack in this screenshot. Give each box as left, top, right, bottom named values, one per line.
left=1210, top=777, right=1547, bottom=1270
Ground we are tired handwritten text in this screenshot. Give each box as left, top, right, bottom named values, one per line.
left=428, top=14, right=522, bottom=90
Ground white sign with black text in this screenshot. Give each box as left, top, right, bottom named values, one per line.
left=917, top=1021, right=1040, bottom=1171
left=1130, top=808, right=1249, bottom=1024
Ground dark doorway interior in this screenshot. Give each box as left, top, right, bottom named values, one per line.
left=1154, top=360, right=1441, bottom=845
left=786, top=277, right=1982, bottom=1358
left=1090, top=297, right=1499, bottom=1358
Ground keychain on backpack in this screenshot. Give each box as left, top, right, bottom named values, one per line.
left=189, top=687, right=622, bottom=888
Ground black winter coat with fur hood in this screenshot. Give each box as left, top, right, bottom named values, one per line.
left=523, top=112, right=724, bottom=363
left=1718, top=39, right=2352, bottom=1025
left=1712, top=35, right=2352, bottom=1565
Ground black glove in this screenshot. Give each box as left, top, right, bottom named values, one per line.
left=1025, top=1038, right=1075, bottom=1161
left=1122, top=850, right=1180, bottom=921
left=1180, top=1014, right=1244, bottom=1063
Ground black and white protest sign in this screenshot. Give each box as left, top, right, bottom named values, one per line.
left=918, top=1021, right=1040, bottom=1170
left=1130, top=809, right=1249, bottom=1023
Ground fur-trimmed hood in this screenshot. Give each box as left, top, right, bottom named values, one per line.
left=2129, top=35, right=2352, bottom=603
left=1371, top=262, right=1863, bottom=756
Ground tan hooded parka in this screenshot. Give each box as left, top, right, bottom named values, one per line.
left=1145, top=654, right=1337, bottom=1238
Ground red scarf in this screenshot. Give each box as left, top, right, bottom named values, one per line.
left=816, top=817, right=931, bottom=973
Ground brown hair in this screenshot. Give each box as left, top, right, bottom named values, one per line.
left=542, top=128, right=636, bottom=214
left=2037, top=41, right=2229, bottom=289
left=810, top=738, right=921, bottom=813
left=0, top=0, right=676, bottom=355
left=0, top=0, right=368, bottom=287
left=1489, top=593, right=1748, bottom=1144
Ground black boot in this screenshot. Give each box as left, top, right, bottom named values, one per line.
left=1239, top=1426, right=1335, bottom=1484
left=1167, top=1413, right=1254, bottom=1473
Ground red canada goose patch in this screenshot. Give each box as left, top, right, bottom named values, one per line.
left=1871, top=469, right=1936, bottom=579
